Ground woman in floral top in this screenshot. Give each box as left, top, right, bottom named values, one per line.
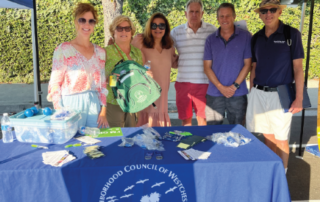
left=105, top=15, right=145, bottom=127
left=47, top=3, right=108, bottom=128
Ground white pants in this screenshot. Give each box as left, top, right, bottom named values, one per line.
left=246, top=88, right=292, bottom=141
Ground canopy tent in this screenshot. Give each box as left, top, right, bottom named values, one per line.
left=0, top=0, right=316, bottom=155
left=0, top=0, right=42, bottom=107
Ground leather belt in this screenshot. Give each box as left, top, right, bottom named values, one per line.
left=253, top=84, right=278, bottom=92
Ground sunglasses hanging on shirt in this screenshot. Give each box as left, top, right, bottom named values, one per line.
left=259, top=8, right=278, bottom=14
left=78, top=18, right=96, bottom=26
left=151, top=23, right=166, bottom=30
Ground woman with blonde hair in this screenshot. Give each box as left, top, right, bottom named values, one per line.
left=48, top=3, right=109, bottom=128
left=132, top=12, right=178, bottom=127
left=105, top=15, right=145, bottom=127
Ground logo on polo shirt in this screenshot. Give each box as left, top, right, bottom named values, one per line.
left=99, top=164, right=188, bottom=202
left=274, top=40, right=286, bottom=44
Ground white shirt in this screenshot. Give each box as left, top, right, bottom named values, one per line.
left=171, top=21, right=217, bottom=84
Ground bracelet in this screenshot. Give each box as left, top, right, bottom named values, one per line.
left=102, top=105, right=107, bottom=108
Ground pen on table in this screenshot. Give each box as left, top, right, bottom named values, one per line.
left=181, top=151, right=193, bottom=160
left=55, top=153, right=69, bottom=166
left=31, top=144, right=48, bottom=149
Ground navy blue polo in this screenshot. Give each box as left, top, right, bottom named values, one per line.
left=252, top=21, right=304, bottom=87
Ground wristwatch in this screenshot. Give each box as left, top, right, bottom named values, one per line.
left=233, top=82, right=240, bottom=89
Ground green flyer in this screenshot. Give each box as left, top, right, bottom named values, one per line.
left=86, top=127, right=123, bottom=138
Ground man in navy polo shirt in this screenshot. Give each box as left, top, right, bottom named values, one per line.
left=203, top=3, right=252, bottom=125
left=246, top=0, right=304, bottom=173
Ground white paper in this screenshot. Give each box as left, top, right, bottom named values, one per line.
left=42, top=150, right=76, bottom=167
left=74, top=136, right=101, bottom=145
left=178, top=148, right=211, bottom=160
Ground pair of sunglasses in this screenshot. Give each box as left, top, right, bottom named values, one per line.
left=116, top=26, right=132, bottom=32
left=260, top=8, right=278, bottom=14
left=151, top=23, right=166, bottom=30
left=78, top=18, right=96, bottom=25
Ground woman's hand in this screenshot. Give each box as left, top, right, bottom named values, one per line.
left=146, top=70, right=153, bottom=78
left=97, top=107, right=109, bottom=128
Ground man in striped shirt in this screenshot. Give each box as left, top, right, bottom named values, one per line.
left=171, top=0, right=217, bottom=126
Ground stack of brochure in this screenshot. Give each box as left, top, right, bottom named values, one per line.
left=42, top=150, right=76, bottom=167
left=177, top=148, right=211, bottom=160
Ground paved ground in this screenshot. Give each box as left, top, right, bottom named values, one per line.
left=0, top=80, right=319, bottom=201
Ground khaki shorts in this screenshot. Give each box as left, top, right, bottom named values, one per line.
left=107, top=103, right=138, bottom=128
left=246, top=87, right=292, bottom=141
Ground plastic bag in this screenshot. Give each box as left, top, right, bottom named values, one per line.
left=118, top=137, right=135, bottom=147
left=133, top=134, right=165, bottom=151
left=51, top=108, right=77, bottom=120
left=162, top=132, right=183, bottom=142
left=141, top=123, right=162, bottom=139
left=84, top=146, right=105, bottom=159
left=207, top=132, right=251, bottom=147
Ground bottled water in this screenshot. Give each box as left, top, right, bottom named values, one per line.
left=1, top=113, right=13, bottom=143
left=144, top=60, right=151, bottom=70
left=84, top=127, right=100, bottom=138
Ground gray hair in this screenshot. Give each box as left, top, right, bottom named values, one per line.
left=185, top=0, right=204, bottom=12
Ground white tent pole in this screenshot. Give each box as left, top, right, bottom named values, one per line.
left=31, top=8, right=39, bottom=103
left=299, top=1, right=307, bottom=33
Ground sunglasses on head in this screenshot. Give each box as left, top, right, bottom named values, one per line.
left=260, top=8, right=278, bottom=14
left=78, top=18, right=96, bottom=25
left=151, top=23, right=166, bottom=30
left=116, top=26, right=132, bottom=32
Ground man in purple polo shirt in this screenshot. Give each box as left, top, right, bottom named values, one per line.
left=203, top=3, right=252, bottom=125
left=247, top=0, right=304, bottom=173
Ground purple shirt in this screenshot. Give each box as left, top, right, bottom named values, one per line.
left=203, top=26, right=252, bottom=97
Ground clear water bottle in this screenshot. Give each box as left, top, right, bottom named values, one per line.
left=144, top=60, right=151, bottom=70
left=1, top=113, right=13, bottom=143
left=84, top=127, right=100, bottom=138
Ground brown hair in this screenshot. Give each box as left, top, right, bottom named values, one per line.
left=109, top=15, right=136, bottom=39
left=143, top=13, right=173, bottom=49
left=73, top=3, right=98, bottom=23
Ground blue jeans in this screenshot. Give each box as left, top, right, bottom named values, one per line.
left=205, top=94, right=247, bottom=125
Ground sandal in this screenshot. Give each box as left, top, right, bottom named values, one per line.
left=145, top=151, right=153, bottom=160
left=155, top=151, right=163, bottom=160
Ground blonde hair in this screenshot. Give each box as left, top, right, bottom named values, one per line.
left=109, top=15, right=136, bottom=39
left=73, top=3, right=98, bottom=23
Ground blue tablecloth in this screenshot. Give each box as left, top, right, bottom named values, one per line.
left=0, top=125, right=290, bottom=202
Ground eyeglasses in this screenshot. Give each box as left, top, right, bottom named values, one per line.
left=259, top=8, right=278, bottom=14
left=78, top=18, right=96, bottom=26
left=151, top=23, right=166, bottom=30
left=115, top=26, right=132, bottom=32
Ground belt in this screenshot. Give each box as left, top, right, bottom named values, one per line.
left=253, top=84, right=278, bottom=92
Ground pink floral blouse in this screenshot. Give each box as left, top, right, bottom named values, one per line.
left=47, top=42, right=107, bottom=109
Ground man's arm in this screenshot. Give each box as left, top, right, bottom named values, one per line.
left=289, top=58, right=304, bottom=114
left=249, top=62, right=257, bottom=90
left=170, top=29, right=179, bottom=68
left=203, top=60, right=235, bottom=98
left=233, top=58, right=252, bottom=90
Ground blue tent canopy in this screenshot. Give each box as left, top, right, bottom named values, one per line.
left=0, top=0, right=33, bottom=9
left=9, top=0, right=33, bottom=8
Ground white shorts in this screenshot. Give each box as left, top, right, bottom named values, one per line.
left=246, top=87, right=293, bottom=141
